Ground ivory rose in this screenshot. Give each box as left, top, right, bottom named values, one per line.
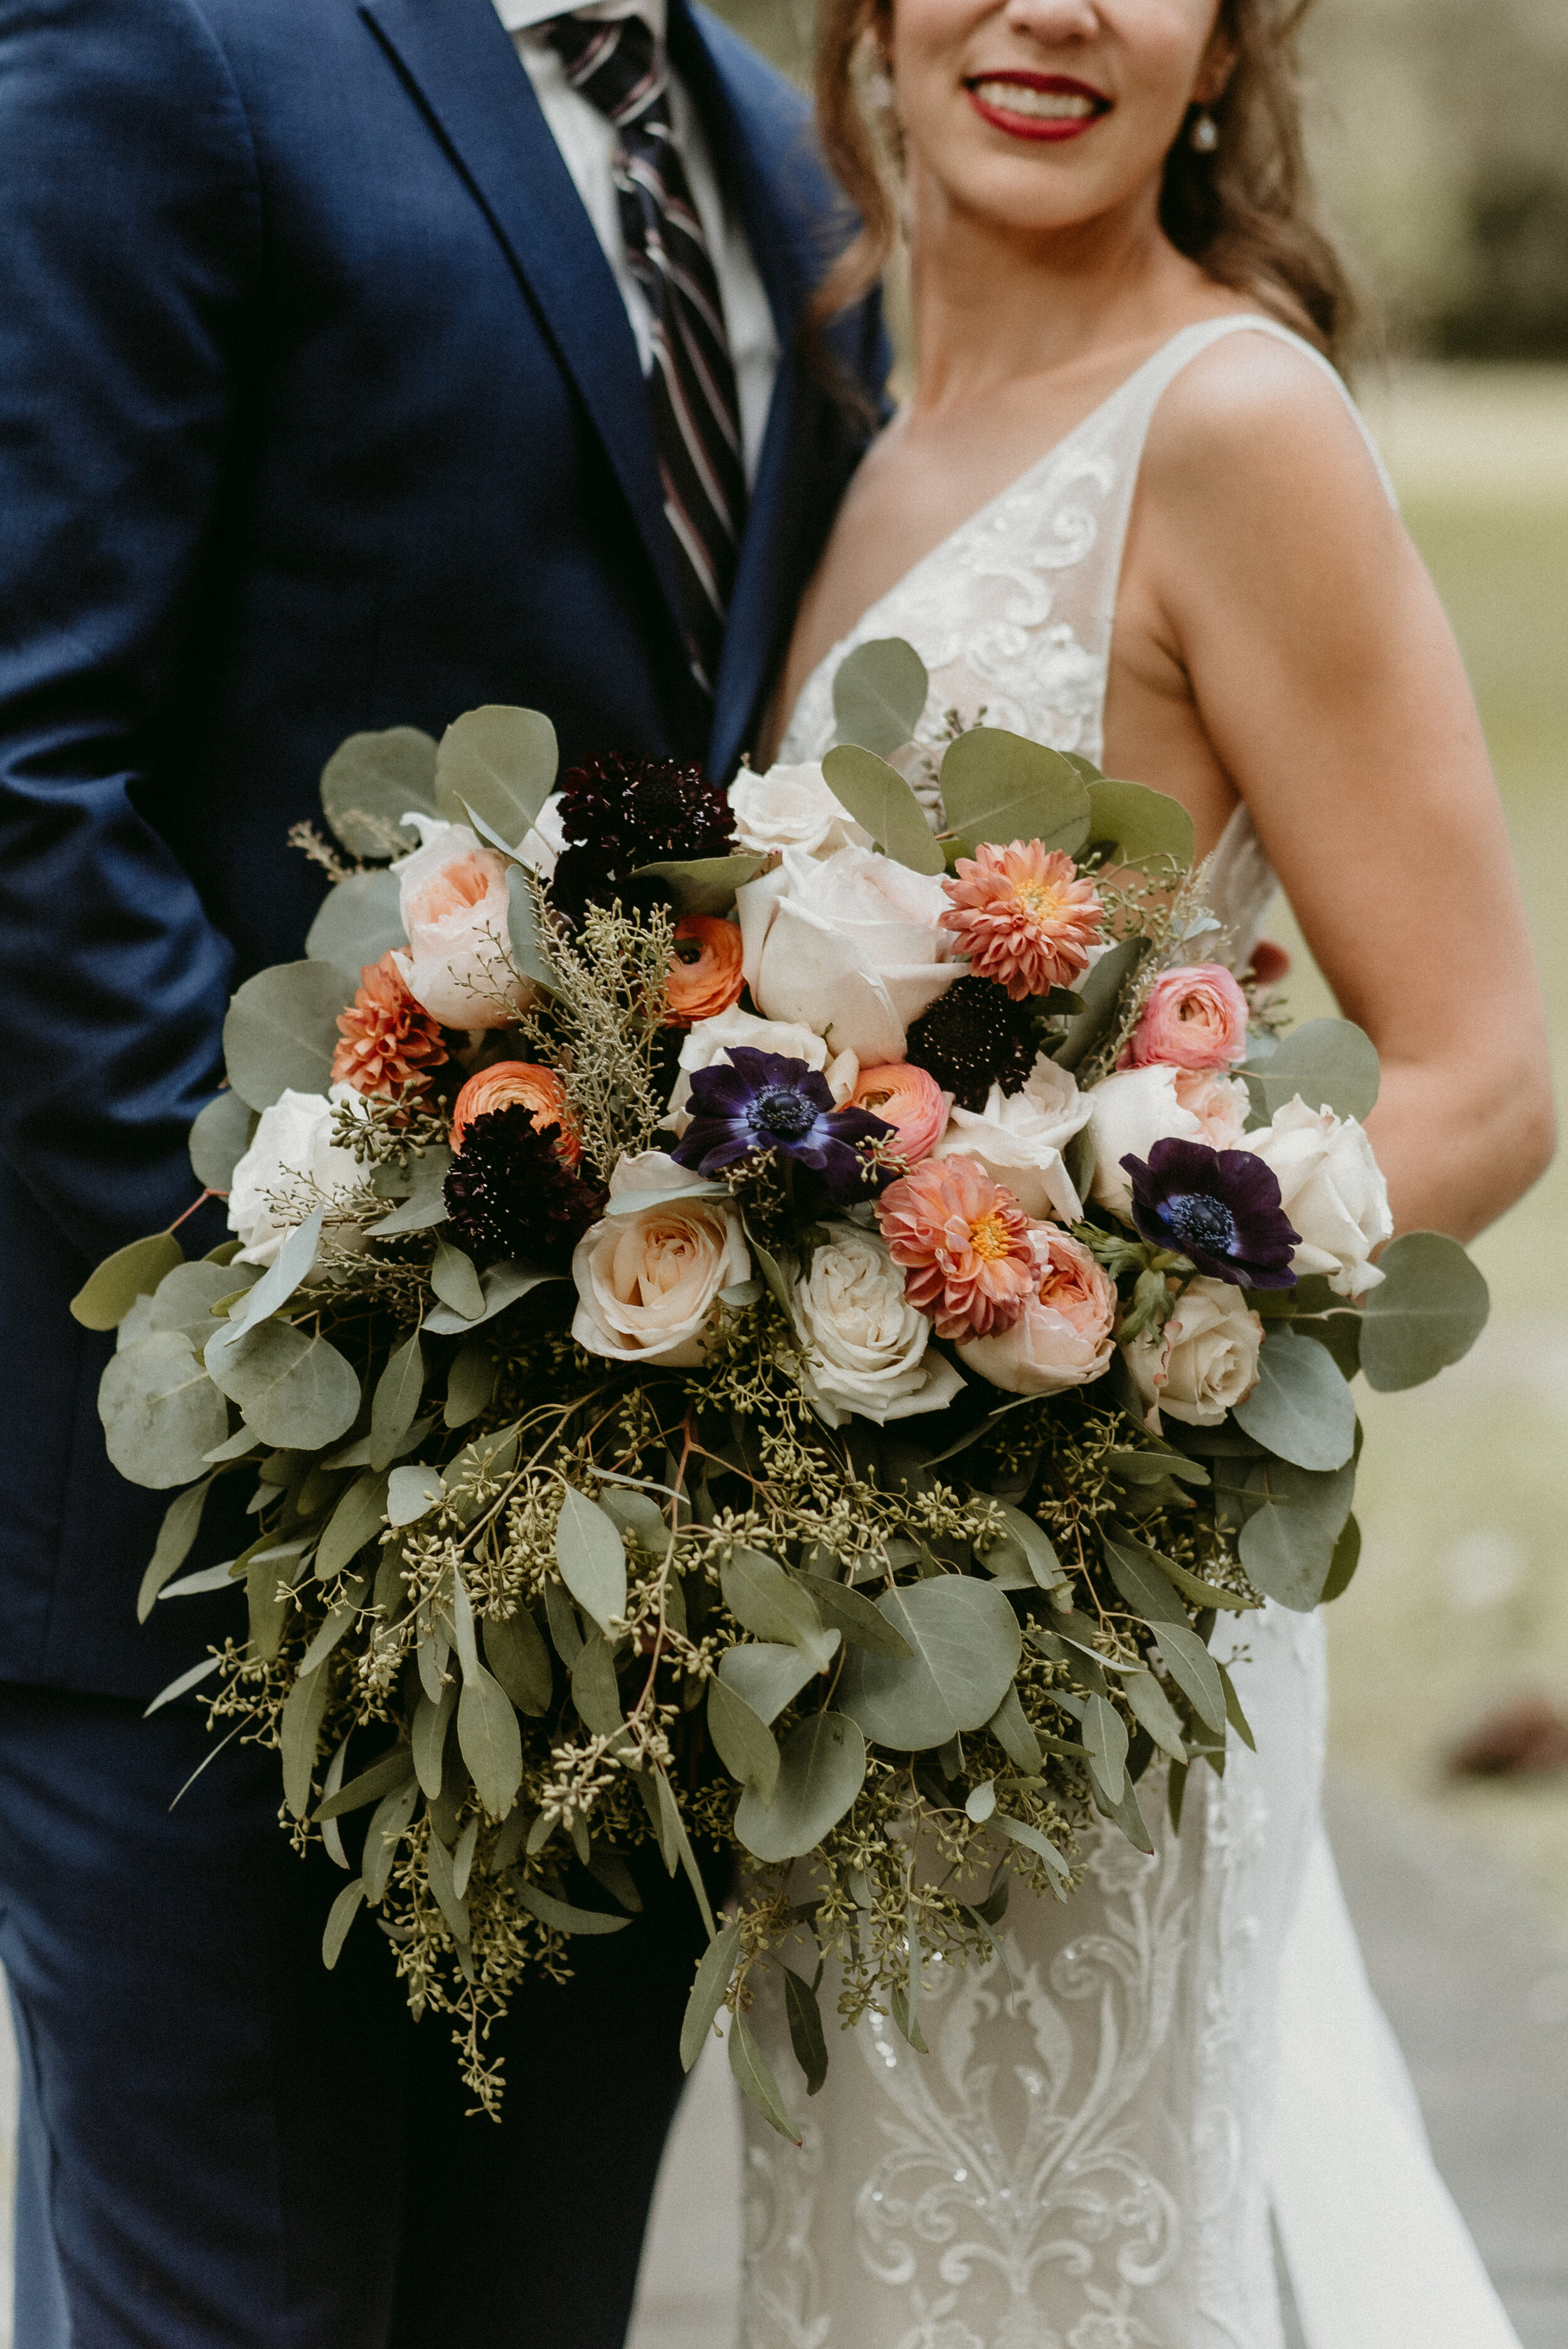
left=1125, top=1278, right=1264, bottom=1428
left=392, top=824, right=529, bottom=1030
left=666, top=1006, right=859, bottom=1135
left=728, top=762, right=869, bottom=859
left=1086, top=1063, right=1249, bottom=1221
left=788, top=1221, right=965, bottom=1427
left=571, top=1152, right=750, bottom=1369
left=1248, top=1095, right=1393, bottom=1297
left=1128, top=963, right=1249, bottom=1071
left=228, top=1086, right=370, bottom=1268
left=959, top=1226, right=1116, bottom=1396
left=736, top=844, right=958, bottom=1065
left=933, top=1054, right=1093, bottom=1222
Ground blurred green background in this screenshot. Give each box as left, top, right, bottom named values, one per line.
left=711, top=0, right=1568, bottom=1928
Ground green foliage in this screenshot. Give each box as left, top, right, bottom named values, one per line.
left=734, top=1712, right=867, bottom=1862
left=820, top=745, right=945, bottom=875
left=305, top=868, right=406, bottom=977
left=72, top=1232, right=184, bottom=1332
left=1232, top=1327, right=1357, bottom=1470
left=831, top=636, right=930, bottom=757
left=630, top=855, right=766, bottom=913
left=433, top=705, right=558, bottom=847
left=836, top=1578, right=1022, bottom=1751
left=1086, top=777, right=1195, bottom=872
left=189, top=1091, right=257, bottom=1192
left=555, top=1488, right=628, bottom=1631
left=319, top=726, right=438, bottom=859
left=1241, top=1017, right=1381, bottom=1125
left=681, top=1921, right=743, bottom=2071
left=1359, top=1231, right=1491, bottom=1389
left=223, top=962, right=350, bottom=1110
left=939, top=727, right=1092, bottom=857
left=99, top=1331, right=231, bottom=1488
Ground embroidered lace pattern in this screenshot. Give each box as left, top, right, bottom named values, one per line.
left=743, top=316, right=1370, bottom=2349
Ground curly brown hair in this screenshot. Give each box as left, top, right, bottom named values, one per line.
left=811, top=0, right=1360, bottom=370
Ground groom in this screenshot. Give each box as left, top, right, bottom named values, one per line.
left=0, top=0, right=882, bottom=2340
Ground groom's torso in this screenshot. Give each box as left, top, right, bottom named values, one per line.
left=0, top=0, right=882, bottom=1695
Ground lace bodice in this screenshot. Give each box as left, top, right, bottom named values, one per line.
left=779, top=314, right=1394, bottom=966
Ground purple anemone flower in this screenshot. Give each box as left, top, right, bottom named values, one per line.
left=671, top=1047, right=895, bottom=1201
left=1121, top=1136, right=1300, bottom=1290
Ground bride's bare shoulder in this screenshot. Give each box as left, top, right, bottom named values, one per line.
left=1139, top=322, right=1393, bottom=530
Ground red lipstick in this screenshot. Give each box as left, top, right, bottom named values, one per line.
left=964, top=70, right=1111, bottom=143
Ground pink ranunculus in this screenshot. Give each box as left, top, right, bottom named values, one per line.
left=852, top=1063, right=949, bottom=1165
left=959, top=1225, right=1116, bottom=1396
left=1128, top=963, right=1249, bottom=1071
left=392, top=823, right=531, bottom=1031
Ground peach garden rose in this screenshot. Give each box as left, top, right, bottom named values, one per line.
left=958, top=1224, right=1117, bottom=1396
left=392, top=822, right=530, bottom=1031
left=571, top=1152, right=750, bottom=1369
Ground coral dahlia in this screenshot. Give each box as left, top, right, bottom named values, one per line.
left=876, top=1156, right=1039, bottom=1341
left=331, top=952, right=448, bottom=1099
left=940, top=841, right=1104, bottom=1002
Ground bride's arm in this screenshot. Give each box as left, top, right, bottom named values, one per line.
left=1127, top=337, right=1555, bottom=1244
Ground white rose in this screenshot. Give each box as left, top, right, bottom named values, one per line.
left=933, top=1054, right=1093, bottom=1222
left=1155, top=1278, right=1264, bottom=1426
left=788, top=1221, right=965, bottom=1428
left=665, top=1005, right=859, bottom=1137
left=391, top=823, right=528, bottom=1030
left=1248, top=1095, right=1393, bottom=1298
left=1086, top=1064, right=1249, bottom=1221
left=571, top=1152, right=751, bottom=1369
left=228, top=1086, right=370, bottom=1268
left=728, top=763, right=870, bottom=859
left=736, top=844, right=958, bottom=1064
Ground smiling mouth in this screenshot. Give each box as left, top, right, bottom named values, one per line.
left=965, top=73, right=1111, bottom=142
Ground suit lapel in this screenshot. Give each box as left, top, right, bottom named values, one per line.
left=361, top=0, right=687, bottom=632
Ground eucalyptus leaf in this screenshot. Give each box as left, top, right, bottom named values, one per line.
left=143, top=1653, right=224, bottom=1717
left=976, top=1502, right=1066, bottom=1591
left=319, top=725, right=438, bottom=857
left=570, top=1634, right=625, bottom=1738
left=445, top=1335, right=496, bottom=1429
left=136, top=1477, right=214, bottom=1620
left=434, top=704, right=558, bottom=846
left=297, top=1576, right=368, bottom=1677
left=729, top=2010, right=799, bottom=2143
left=157, top=1558, right=244, bottom=1601
left=939, top=727, right=1091, bottom=857
left=425, top=1257, right=560, bottom=1335
left=734, top=1712, right=867, bottom=1862
left=458, top=1665, right=524, bottom=1815
left=369, top=1332, right=425, bottom=1471
left=837, top=1577, right=1021, bottom=1752
left=315, top=1470, right=389, bottom=1581
left=1086, top=777, right=1195, bottom=872
left=986, top=1681, right=1042, bottom=1773
left=722, top=1551, right=837, bottom=1670
left=1359, top=1231, right=1490, bottom=1392
left=718, top=1641, right=820, bottom=1725
left=208, top=1321, right=360, bottom=1452
left=1232, top=1326, right=1357, bottom=1471
left=305, top=867, right=406, bottom=977
left=1101, top=1532, right=1187, bottom=1627
left=1152, top=1620, right=1227, bottom=1734
left=281, top=1665, right=331, bottom=1818
left=1321, top=1511, right=1363, bottom=1604
left=100, top=1330, right=231, bottom=1490
left=1239, top=1458, right=1355, bottom=1610
left=990, top=1812, right=1071, bottom=1884
left=831, top=635, right=929, bottom=756
left=707, top=1677, right=781, bottom=1800
left=413, top=1678, right=457, bottom=1798
left=430, top=1235, right=485, bottom=1322
left=514, top=1880, right=632, bottom=1937
left=782, top=1965, right=830, bottom=2096
left=386, top=1463, right=444, bottom=1527
left=680, top=1919, right=743, bottom=2069
left=148, top=1259, right=257, bottom=1347
left=426, top=1831, right=470, bottom=1941
left=507, top=862, right=561, bottom=994
left=1083, top=1693, right=1129, bottom=1805
left=630, top=854, right=766, bottom=914
left=368, top=1147, right=453, bottom=1237
left=223, top=961, right=350, bottom=1111
left=1123, top=1670, right=1187, bottom=1763
left=364, top=1778, right=421, bottom=1904
left=484, top=1607, right=553, bottom=1717
left=654, top=1766, right=718, bottom=1937
left=321, top=1878, right=367, bottom=1970
left=315, top=1746, right=415, bottom=1822
left=211, top=1207, right=326, bottom=1355
left=189, top=1090, right=257, bottom=1192
left=800, top=1572, right=914, bottom=1656
left=72, top=1232, right=184, bottom=1332
left=556, top=1488, right=628, bottom=1632
left=820, top=745, right=945, bottom=876
left=1052, top=934, right=1150, bottom=1073
left=1218, top=1661, right=1257, bottom=1751
left=1240, top=1017, right=1380, bottom=1125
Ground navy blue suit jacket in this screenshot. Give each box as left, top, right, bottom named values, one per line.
left=0, top=0, right=884, bottom=1697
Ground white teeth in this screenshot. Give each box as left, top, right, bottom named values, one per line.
left=972, top=81, right=1097, bottom=120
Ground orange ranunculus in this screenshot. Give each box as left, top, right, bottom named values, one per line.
left=666, top=916, right=745, bottom=1028
left=449, top=1061, right=578, bottom=1164
left=851, top=1063, right=948, bottom=1164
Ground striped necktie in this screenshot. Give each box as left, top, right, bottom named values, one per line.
left=543, top=9, right=746, bottom=696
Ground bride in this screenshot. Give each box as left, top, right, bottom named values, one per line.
left=735, top=1, right=1555, bottom=2344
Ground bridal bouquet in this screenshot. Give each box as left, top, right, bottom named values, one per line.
left=74, top=640, right=1488, bottom=2129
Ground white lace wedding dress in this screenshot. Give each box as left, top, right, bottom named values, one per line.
left=737, top=317, right=1523, bottom=2349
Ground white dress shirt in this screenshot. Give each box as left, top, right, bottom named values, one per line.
left=493, top=0, right=779, bottom=485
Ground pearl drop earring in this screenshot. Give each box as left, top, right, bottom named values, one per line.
left=1190, top=109, right=1219, bottom=153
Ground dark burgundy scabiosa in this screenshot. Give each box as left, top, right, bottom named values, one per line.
left=549, top=755, right=736, bottom=926
left=903, top=976, right=1041, bottom=1113
left=671, top=1049, right=895, bottom=1201
left=1122, top=1137, right=1300, bottom=1289
left=443, top=1103, right=607, bottom=1273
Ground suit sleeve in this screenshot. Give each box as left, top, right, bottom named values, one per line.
left=0, top=0, right=262, bottom=1263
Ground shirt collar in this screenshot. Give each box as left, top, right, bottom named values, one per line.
left=494, top=0, right=664, bottom=36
